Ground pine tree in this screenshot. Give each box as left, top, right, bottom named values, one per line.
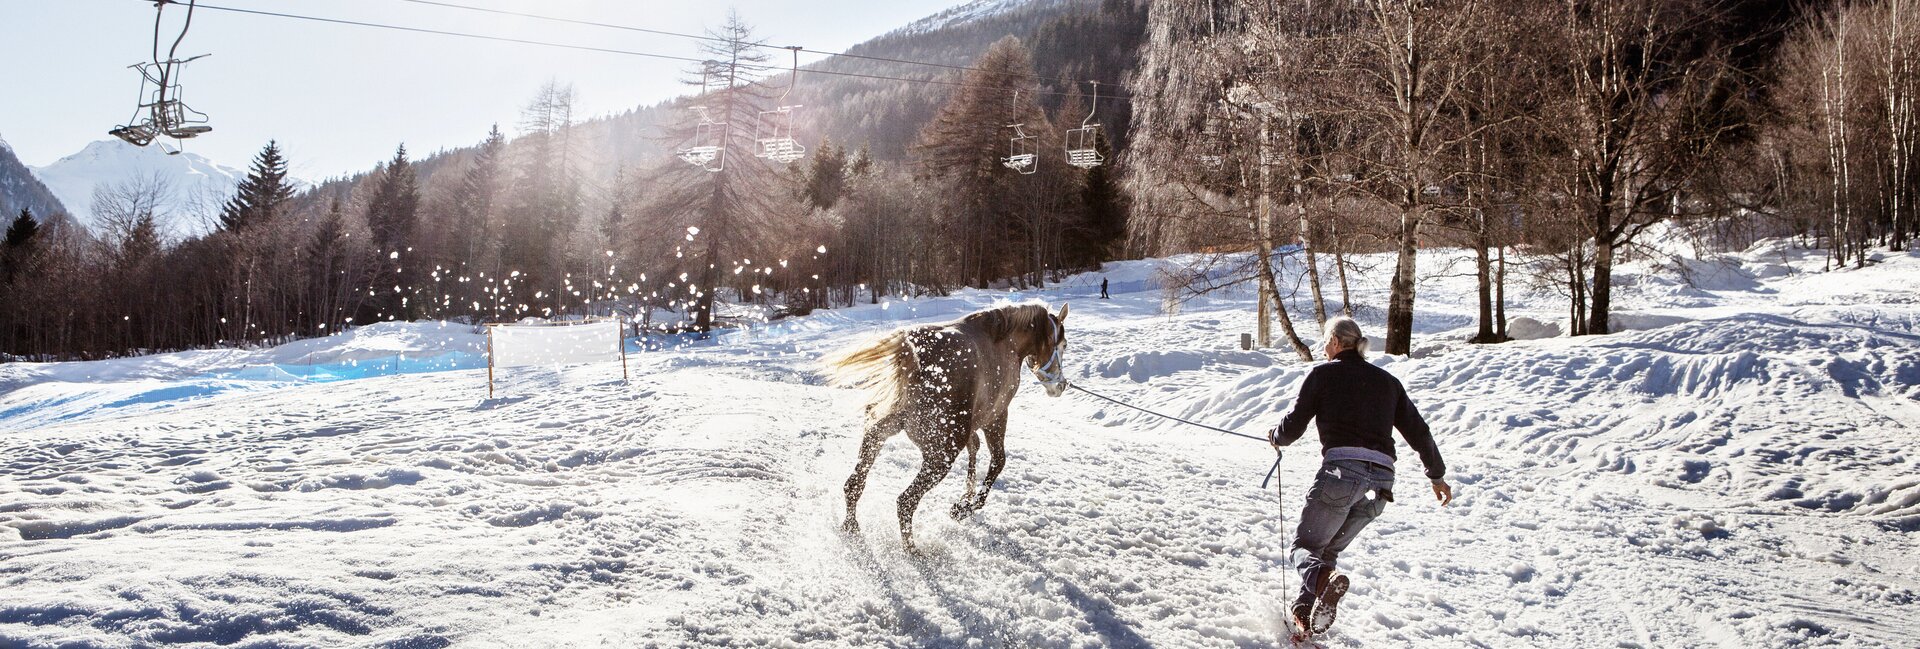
left=365, top=144, right=420, bottom=320
left=916, top=36, right=1044, bottom=288
left=1079, top=132, right=1128, bottom=262
left=803, top=139, right=850, bottom=210
left=2, top=208, right=39, bottom=284
left=219, top=141, right=296, bottom=232
left=453, top=125, right=505, bottom=270
left=4, top=208, right=36, bottom=250
left=307, top=199, right=352, bottom=331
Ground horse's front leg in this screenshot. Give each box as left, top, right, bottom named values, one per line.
left=950, top=428, right=980, bottom=520
left=955, top=416, right=1008, bottom=517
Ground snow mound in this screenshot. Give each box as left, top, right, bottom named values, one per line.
left=1505, top=316, right=1560, bottom=340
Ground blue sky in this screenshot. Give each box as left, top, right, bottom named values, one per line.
left=0, top=0, right=965, bottom=178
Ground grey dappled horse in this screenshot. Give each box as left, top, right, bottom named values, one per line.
left=823, top=303, right=1070, bottom=550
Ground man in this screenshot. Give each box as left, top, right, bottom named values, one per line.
left=1268, top=317, right=1452, bottom=637
left=1099, top=277, right=1110, bottom=299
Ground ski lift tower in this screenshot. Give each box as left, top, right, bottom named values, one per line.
left=1064, top=81, right=1104, bottom=169
left=109, top=0, right=214, bottom=153
left=754, top=46, right=808, bottom=164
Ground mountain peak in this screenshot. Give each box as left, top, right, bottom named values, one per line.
left=31, top=139, right=248, bottom=237
left=898, top=0, right=1042, bottom=36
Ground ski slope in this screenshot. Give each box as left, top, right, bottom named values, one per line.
left=2, top=241, right=1917, bottom=648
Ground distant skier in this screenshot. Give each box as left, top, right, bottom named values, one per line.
left=1099, top=278, right=1110, bottom=299
left=1267, top=316, right=1452, bottom=638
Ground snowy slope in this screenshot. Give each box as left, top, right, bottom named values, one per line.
left=893, top=0, right=1070, bottom=36
left=1, top=242, right=1917, bottom=647
left=29, top=139, right=247, bottom=237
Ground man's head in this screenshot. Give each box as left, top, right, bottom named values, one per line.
left=1322, top=317, right=1368, bottom=360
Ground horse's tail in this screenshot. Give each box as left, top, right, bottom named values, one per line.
left=820, top=328, right=917, bottom=421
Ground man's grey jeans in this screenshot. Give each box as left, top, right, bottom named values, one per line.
left=1292, top=458, right=1396, bottom=596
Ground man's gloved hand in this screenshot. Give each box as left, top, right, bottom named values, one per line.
left=1267, top=426, right=1284, bottom=449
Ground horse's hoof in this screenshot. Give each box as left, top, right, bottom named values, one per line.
left=841, top=519, right=860, bottom=534
left=948, top=502, right=973, bottom=521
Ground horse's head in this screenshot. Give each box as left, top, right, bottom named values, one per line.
left=1022, top=303, right=1069, bottom=397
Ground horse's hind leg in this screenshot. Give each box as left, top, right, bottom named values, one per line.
left=843, top=411, right=899, bottom=534
left=897, top=437, right=958, bottom=551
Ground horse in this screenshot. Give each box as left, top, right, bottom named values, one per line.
left=822, top=302, right=1070, bottom=550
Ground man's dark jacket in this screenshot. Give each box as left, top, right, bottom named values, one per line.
left=1270, top=349, right=1446, bottom=480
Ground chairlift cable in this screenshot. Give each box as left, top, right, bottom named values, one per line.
left=189, top=2, right=1128, bottom=102
left=389, top=0, right=1106, bottom=89
left=191, top=3, right=714, bottom=66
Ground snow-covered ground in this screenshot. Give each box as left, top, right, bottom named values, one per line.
left=2, top=241, right=1917, bottom=648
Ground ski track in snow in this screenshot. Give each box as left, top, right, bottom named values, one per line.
left=2, top=242, right=1917, bottom=648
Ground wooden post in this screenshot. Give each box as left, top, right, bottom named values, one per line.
left=486, top=325, right=495, bottom=399
left=619, top=318, right=630, bottom=383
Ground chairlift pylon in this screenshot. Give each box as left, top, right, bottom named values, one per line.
left=1064, top=81, right=1104, bottom=169
left=1002, top=90, right=1037, bottom=174
left=109, top=0, right=214, bottom=152
left=754, top=46, right=808, bottom=165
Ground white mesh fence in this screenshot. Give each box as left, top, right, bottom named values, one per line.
left=489, top=321, right=623, bottom=368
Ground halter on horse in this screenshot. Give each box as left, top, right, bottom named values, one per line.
left=823, top=303, right=1069, bottom=550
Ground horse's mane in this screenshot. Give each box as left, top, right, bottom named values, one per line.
left=962, top=303, right=1049, bottom=341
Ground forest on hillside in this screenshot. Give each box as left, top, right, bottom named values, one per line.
left=1, top=0, right=1915, bottom=361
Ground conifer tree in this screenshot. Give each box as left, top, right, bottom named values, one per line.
left=916, top=36, right=1044, bottom=288
left=453, top=125, right=505, bottom=271
left=1079, top=132, right=1127, bottom=261
left=2, top=208, right=38, bottom=284
left=803, top=139, right=850, bottom=210
left=4, top=208, right=36, bottom=250
left=365, top=144, right=420, bottom=319
left=218, top=141, right=296, bottom=232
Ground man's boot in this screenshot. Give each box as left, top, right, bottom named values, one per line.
left=1310, top=574, right=1350, bottom=634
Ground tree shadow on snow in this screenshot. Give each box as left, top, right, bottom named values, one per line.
left=964, top=534, right=1155, bottom=649
left=471, top=395, right=532, bottom=410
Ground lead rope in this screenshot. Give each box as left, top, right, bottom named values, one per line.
left=1064, top=381, right=1296, bottom=636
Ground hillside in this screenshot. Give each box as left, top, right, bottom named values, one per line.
left=0, top=135, right=66, bottom=222
left=307, top=0, right=1143, bottom=210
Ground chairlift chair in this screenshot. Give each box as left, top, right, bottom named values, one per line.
left=109, top=0, right=213, bottom=149
left=677, top=106, right=726, bottom=172
left=754, top=105, right=807, bottom=164
left=1063, top=81, right=1104, bottom=169
left=752, top=47, right=809, bottom=165
left=1003, top=123, right=1037, bottom=174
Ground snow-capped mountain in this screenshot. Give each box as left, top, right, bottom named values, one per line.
left=0, top=133, right=68, bottom=223
left=893, top=0, right=1066, bottom=36
left=30, top=139, right=248, bottom=238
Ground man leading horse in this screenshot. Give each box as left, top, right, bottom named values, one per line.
left=1269, top=316, right=1454, bottom=638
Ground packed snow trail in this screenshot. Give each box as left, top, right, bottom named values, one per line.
left=2, top=242, right=1917, bottom=647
